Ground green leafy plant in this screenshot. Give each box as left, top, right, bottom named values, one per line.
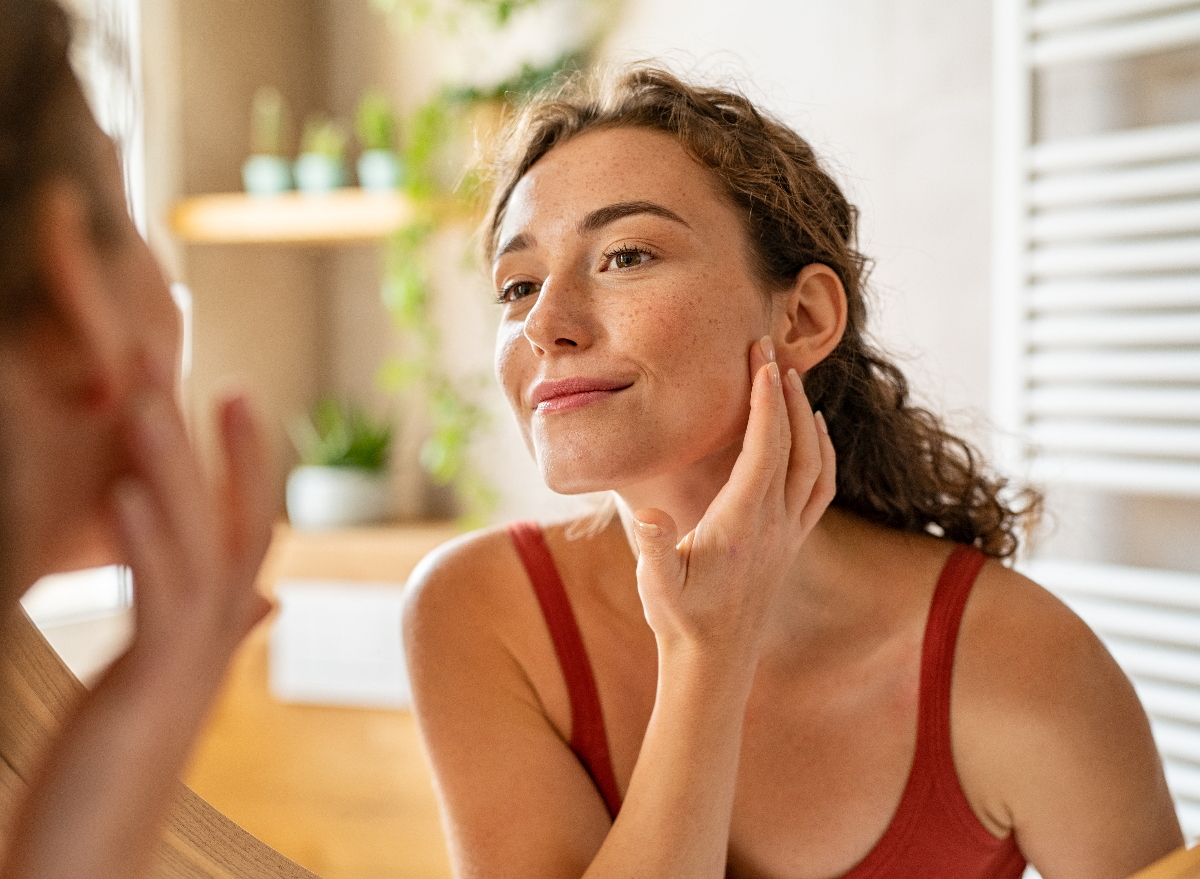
left=356, top=89, right=396, bottom=152
left=367, top=0, right=605, bottom=524
left=378, top=214, right=496, bottom=524
left=300, top=114, right=347, bottom=159
left=369, top=0, right=540, bottom=27
left=250, top=86, right=286, bottom=156
left=290, top=398, right=393, bottom=471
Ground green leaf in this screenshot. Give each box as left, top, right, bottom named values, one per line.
left=355, top=89, right=396, bottom=151
left=292, top=398, right=393, bottom=471
left=300, top=114, right=346, bottom=159
left=376, top=357, right=425, bottom=391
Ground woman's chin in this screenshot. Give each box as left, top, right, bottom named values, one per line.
left=540, top=468, right=616, bottom=496
left=537, top=453, right=636, bottom=497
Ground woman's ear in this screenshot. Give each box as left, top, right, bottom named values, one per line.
left=30, top=179, right=126, bottom=410
left=773, top=263, right=848, bottom=375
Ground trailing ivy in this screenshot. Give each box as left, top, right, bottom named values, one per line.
left=369, top=0, right=541, bottom=27
left=369, top=1, right=603, bottom=525
left=377, top=202, right=497, bottom=526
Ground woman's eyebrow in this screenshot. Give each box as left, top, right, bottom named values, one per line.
left=494, top=200, right=689, bottom=265
left=578, top=200, right=690, bottom=234
left=495, top=231, right=533, bottom=261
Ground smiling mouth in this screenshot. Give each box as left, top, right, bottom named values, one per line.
left=531, top=378, right=633, bottom=413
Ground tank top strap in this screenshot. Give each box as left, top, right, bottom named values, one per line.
left=843, top=544, right=1024, bottom=877
left=507, top=520, right=623, bottom=819
left=918, top=544, right=988, bottom=770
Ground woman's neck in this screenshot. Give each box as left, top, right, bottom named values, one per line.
left=614, top=442, right=742, bottom=539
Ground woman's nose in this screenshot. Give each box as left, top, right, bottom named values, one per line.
left=522, top=276, right=592, bottom=354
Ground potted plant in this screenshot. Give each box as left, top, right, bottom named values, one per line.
left=355, top=89, right=403, bottom=192
left=286, top=398, right=394, bottom=529
left=242, top=86, right=292, bottom=195
left=294, top=114, right=348, bottom=194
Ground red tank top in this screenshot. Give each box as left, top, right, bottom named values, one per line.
left=507, top=521, right=1027, bottom=879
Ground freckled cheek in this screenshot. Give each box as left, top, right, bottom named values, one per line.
left=494, top=321, right=538, bottom=451
left=614, top=294, right=746, bottom=385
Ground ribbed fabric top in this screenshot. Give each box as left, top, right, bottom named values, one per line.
left=508, top=523, right=1026, bottom=878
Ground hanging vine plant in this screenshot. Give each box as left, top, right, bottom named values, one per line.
left=369, top=0, right=542, bottom=27
left=369, top=1, right=601, bottom=525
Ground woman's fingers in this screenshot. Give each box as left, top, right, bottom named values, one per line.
left=632, top=508, right=684, bottom=576
left=112, top=478, right=173, bottom=604
left=716, top=343, right=789, bottom=524
left=217, top=392, right=273, bottom=577
left=126, top=389, right=211, bottom=575
left=120, top=378, right=275, bottom=648
left=798, top=411, right=837, bottom=534
left=780, top=369, right=830, bottom=522
left=631, top=507, right=688, bottom=632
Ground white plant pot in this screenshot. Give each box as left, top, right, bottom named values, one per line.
left=286, top=466, right=392, bottom=530
left=357, top=149, right=402, bottom=192
left=242, top=154, right=292, bottom=195
left=293, top=153, right=346, bottom=194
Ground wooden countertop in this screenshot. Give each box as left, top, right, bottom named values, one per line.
left=184, top=522, right=460, bottom=879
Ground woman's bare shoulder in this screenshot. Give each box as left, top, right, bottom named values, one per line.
left=403, top=525, right=527, bottom=636
left=953, top=558, right=1181, bottom=871
left=957, top=560, right=1116, bottom=710
left=952, top=559, right=1140, bottom=752
left=401, top=520, right=586, bottom=760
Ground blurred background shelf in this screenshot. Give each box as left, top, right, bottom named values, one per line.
left=171, top=189, right=414, bottom=245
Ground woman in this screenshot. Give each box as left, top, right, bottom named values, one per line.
left=404, top=66, right=1183, bottom=879
left=0, top=2, right=290, bottom=877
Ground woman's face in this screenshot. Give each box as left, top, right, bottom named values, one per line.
left=493, top=126, right=776, bottom=496
left=86, top=124, right=181, bottom=379
left=51, top=116, right=181, bottom=572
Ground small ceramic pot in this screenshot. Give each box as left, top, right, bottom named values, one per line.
left=242, top=154, right=292, bottom=195
left=286, top=466, right=392, bottom=530
left=357, top=149, right=402, bottom=192
left=294, top=153, right=346, bottom=194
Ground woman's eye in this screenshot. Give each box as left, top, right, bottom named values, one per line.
left=603, top=246, right=654, bottom=271
left=497, top=281, right=537, bottom=304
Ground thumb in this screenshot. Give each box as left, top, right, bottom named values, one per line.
left=632, top=508, right=686, bottom=597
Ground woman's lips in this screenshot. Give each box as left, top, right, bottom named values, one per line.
left=530, top=378, right=632, bottom=413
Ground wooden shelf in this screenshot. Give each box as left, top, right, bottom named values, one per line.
left=171, top=188, right=414, bottom=245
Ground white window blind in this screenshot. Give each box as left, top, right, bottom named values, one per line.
left=994, top=0, right=1200, bottom=495
left=994, top=0, right=1200, bottom=855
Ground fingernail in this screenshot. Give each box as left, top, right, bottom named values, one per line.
left=815, top=411, right=829, bottom=435
left=760, top=335, right=775, bottom=363
left=787, top=368, right=803, bottom=393
left=767, top=361, right=781, bottom=386
left=633, top=519, right=661, bottom=538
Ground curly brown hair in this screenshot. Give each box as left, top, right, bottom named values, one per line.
left=0, top=0, right=105, bottom=332
left=482, top=64, right=1040, bottom=558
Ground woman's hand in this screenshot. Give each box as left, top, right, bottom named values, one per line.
left=631, top=335, right=836, bottom=666
left=1, top=358, right=275, bottom=879
left=114, top=357, right=274, bottom=676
